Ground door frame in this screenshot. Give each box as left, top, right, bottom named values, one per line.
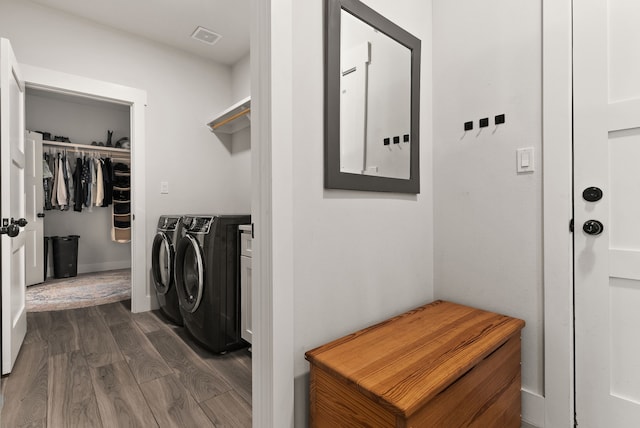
left=542, top=0, right=574, bottom=426
left=20, top=64, right=151, bottom=313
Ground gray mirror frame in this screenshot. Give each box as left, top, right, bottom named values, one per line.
left=325, top=0, right=421, bottom=193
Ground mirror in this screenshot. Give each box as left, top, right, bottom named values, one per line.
left=325, top=0, right=421, bottom=193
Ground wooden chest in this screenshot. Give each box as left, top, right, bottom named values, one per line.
left=305, top=300, right=525, bottom=427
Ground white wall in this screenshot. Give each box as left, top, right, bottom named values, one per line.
left=0, top=0, right=252, bottom=289
left=232, top=53, right=251, bottom=101
left=26, top=90, right=132, bottom=274
left=432, top=0, right=544, bottom=422
left=229, top=53, right=251, bottom=203
left=270, top=0, right=433, bottom=425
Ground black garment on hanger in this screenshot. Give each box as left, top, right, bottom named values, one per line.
left=73, top=157, right=83, bottom=212
left=82, top=157, right=91, bottom=207
left=43, top=153, right=53, bottom=211
left=102, top=158, right=113, bottom=206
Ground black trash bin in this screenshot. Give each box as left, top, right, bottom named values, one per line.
left=51, top=235, right=80, bottom=279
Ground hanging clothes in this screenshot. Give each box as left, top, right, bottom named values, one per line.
left=73, top=157, right=83, bottom=212
left=59, top=153, right=71, bottom=211
left=102, top=158, right=113, bottom=206
left=90, top=157, right=97, bottom=209
left=64, top=154, right=74, bottom=209
left=83, top=156, right=92, bottom=208
left=43, top=154, right=53, bottom=210
left=95, top=158, right=104, bottom=207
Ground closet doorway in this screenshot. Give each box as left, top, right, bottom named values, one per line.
left=25, top=88, right=131, bottom=311
left=21, top=64, right=149, bottom=313
left=26, top=88, right=132, bottom=311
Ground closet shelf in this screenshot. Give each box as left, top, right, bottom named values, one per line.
left=207, top=96, right=250, bottom=134
left=43, top=140, right=131, bottom=155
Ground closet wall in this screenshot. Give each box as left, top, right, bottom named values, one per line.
left=26, top=89, right=132, bottom=274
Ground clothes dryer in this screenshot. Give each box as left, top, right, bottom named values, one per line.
left=175, top=215, right=250, bottom=353
left=151, top=215, right=184, bottom=325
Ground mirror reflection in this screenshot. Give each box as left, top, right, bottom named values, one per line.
left=340, top=10, right=412, bottom=179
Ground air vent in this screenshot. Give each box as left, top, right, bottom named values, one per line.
left=191, top=26, right=222, bottom=46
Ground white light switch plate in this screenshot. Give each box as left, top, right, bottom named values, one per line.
left=160, top=181, right=169, bottom=194
left=517, top=148, right=535, bottom=173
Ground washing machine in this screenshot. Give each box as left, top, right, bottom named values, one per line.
left=151, top=215, right=184, bottom=325
left=175, top=214, right=250, bottom=353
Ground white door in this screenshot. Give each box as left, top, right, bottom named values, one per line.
left=574, top=0, right=640, bottom=426
left=0, top=38, right=27, bottom=375
left=25, top=131, right=44, bottom=286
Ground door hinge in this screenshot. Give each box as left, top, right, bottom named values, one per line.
left=251, top=223, right=255, bottom=239
left=569, top=219, right=574, bottom=233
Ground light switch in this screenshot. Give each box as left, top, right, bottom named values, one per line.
left=517, top=148, right=535, bottom=173
left=160, top=181, right=169, bottom=194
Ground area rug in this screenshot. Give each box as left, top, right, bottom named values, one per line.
left=27, top=269, right=131, bottom=312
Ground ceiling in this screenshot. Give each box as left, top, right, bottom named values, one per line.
left=29, top=0, right=251, bottom=66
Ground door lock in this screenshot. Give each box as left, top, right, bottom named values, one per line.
left=0, top=217, right=28, bottom=238
left=583, top=220, right=604, bottom=236
left=12, top=218, right=28, bottom=227
left=583, top=187, right=603, bottom=202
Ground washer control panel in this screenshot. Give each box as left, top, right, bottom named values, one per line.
left=183, top=216, right=214, bottom=234
left=158, top=216, right=181, bottom=232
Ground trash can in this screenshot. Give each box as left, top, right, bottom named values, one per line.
left=51, top=235, right=80, bottom=279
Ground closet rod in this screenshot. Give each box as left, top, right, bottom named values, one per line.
left=43, top=140, right=131, bottom=156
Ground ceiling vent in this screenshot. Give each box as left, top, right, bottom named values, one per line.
left=191, top=26, right=222, bottom=46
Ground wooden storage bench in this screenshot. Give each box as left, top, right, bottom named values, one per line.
left=305, top=300, right=525, bottom=427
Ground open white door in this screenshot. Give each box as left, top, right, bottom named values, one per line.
left=574, top=0, right=640, bottom=426
left=25, top=131, right=44, bottom=286
left=1, top=38, right=27, bottom=375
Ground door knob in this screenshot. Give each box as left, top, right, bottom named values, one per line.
left=583, top=187, right=603, bottom=202
left=0, top=224, right=19, bottom=237
left=11, top=218, right=28, bottom=227
left=5, top=224, right=19, bottom=237
left=583, top=220, right=604, bottom=236
left=37, top=213, right=45, bottom=218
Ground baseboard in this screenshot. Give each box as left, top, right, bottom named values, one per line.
left=77, top=261, right=131, bottom=274
left=46, top=261, right=131, bottom=278
left=522, top=389, right=544, bottom=428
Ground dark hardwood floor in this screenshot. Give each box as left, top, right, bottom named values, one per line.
left=1, top=300, right=252, bottom=428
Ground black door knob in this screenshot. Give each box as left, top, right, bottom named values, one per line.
left=37, top=213, right=45, bottom=218
left=12, top=218, right=28, bottom=227
left=6, top=224, right=19, bottom=238
left=583, top=187, right=603, bottom=202
left=583, top=220, right=604, bottom=236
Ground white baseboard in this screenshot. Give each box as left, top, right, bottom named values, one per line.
left=46, top=260, right=131, bottom=278
left=77, top=261, right=131, bottom=274
left=522, top=389, right=544, bottom=428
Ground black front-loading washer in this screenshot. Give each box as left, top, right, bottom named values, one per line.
left=175, top=214, right=250, bottom=353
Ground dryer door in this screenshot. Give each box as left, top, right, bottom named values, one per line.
left=175, top=234, right=204, bottom=313
left=151, top=232, right=173, bottom=295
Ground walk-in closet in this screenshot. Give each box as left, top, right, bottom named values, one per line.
left=25, top=88, right=132, bottom=311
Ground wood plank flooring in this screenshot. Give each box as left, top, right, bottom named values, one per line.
left=1, top=300, right=252, bottom=428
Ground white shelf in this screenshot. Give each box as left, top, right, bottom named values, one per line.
left=207, top=96, right=251, bottom=134
left=43, top=140, right=131, bottom=155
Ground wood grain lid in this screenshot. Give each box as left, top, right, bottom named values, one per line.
left=305, top=300, right=525, bottom=418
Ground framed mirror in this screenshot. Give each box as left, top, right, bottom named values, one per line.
left=325, top=0, right=421, bottom=193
